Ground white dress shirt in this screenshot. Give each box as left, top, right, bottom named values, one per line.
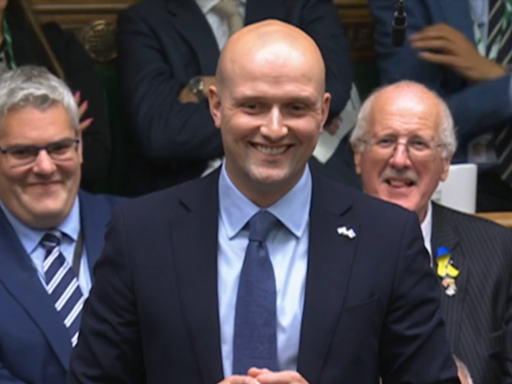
left=420, top=202, right=433, bottom=265
left=195, top=0, right=246, bottom=51
left=0, top=197, right=92, bottom=297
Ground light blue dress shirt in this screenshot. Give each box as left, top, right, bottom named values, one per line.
left=218, top=163, right=311, bottom=377
left=0, top=197, right=92, bottom=297
left=469, top=0, right=512, bottom=96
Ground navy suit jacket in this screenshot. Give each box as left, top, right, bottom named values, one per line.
left=370, top=0, right=512, bottom=145
left=69, top=170, right=459, bottom=384
left=0, top=191, right=124, bottom=384
left=116, top=0, right=353, bottom=194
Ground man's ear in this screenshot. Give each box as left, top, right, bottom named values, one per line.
left=78, top=129, right=84, bottom=164
left=320, top=92, right=332, bottom=131
left=352, top=143, right=362, bottom=175
left=208, top=85, right=222, bottom=129
left=439, top=154, right=452, bottom=182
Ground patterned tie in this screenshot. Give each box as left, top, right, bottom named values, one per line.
left=487, top=0, right=512, bottom=183
left=232, top=210, right=279, bottom=375
left=40, top=231, right=84, bottom=347
left=212, top=0, right=243, bottom=36
left=487, top=0, right=512, bottom=63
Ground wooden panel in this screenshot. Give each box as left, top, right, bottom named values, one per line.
left=476, top=212, right=512, bottom=230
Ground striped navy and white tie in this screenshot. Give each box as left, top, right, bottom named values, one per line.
left=40, top=231, right=84, bottom=348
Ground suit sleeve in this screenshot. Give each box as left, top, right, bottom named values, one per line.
left=369, top=0, right=512, bottom=141
left=116, top=10, right=223, bottom=163
left=68, top=208, right=145, bottom=384
left=43, top=23, right=111, bottom=192
left=379, top=212, right=460, bottom=384
left=502, top=237, right=512, bottom=384
left=0, top=363, right=28, bottom=384
left=300, top=0, right=353, bottom=120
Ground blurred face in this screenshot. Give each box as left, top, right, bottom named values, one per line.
left=0, top=0, right=7, bottom=13
left=354, top=96, right=450, bottom=222
left=209, top=44, right=330, bottom=206
left=0, top=104, right=82, bottom=229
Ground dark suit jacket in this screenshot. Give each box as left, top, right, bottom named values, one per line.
left=369, top=0, right=512, bottom=145
left=116, top=0, right=354, bottom=195
left=7, top=14, right=110, bottom=192
left=0, top=191, right=123, bottom=384
left=431, top=203, right=512, bottom=384
left=69, top=170, right=459, bottom=384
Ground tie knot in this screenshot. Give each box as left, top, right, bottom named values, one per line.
left=248, top=210, right=279, bottom=242
left=40, top=230, right=62, bottom=250
left=212, top=0, right=241, bottom=19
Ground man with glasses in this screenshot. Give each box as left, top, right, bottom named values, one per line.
left=370, top=0, right=512, bottom=212
left=0, top=65, right=123, bottom=384
left=351, top=80, right=512, bottom=384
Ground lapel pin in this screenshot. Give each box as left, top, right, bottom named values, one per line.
left=337, top=226, right=356, bottom=239
left=436, top=246, right=459, bottom=297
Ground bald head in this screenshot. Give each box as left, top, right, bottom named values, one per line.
left=351, top=81, right=456, bottom=158
left=216, top=20, right=326, bottom=93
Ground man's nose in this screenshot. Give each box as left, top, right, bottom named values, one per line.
left=388, top=142, right=412, bottom=168
left=32, top=150, right=57, bottom=175
left=261, top=107, right=288, bottom=141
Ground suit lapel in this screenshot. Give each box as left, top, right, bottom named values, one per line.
left=0, top=208, right=71, bottom=369
left=431, top=203, right=468, bottom=347
left=438, top=0, right=475, bottom=44
left=167, top=0, right=219, bottom=75
left=297, top=174, right=358, bottom=384
left=170, top=171, right=223, bottom=383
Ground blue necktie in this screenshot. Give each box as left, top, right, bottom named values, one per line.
left=232, top=210, right=279, bottom=375
left=40, top=231, right=84, bottom=347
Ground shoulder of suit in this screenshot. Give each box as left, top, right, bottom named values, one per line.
left=315, top=172, right=414, bottom=223
left=109, top=175, right=205, bottom=216
left=434, top=203, right=512, bottom=240
left=79, top=190, right=126, bottom=211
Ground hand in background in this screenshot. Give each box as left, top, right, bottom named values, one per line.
left=74, top=91, right=94, bottom=132
left=324, top=115, right=342, bottom=136
left=179, top=76, right=216, bottom=103
left=410, top=23, right=508, bottom=83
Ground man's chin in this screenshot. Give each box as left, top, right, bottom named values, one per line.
left=380, top=192, right=419, bottom=213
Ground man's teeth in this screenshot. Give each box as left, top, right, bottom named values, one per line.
left=254, top=145, right=288, bottom=155
left=387, top=179, right=414, bottom=187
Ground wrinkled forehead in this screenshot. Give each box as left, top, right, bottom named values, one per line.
left=369, top=93, right=442, bottom=137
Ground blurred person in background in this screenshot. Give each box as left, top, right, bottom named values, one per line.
left=0, top=0, right=110, bottom=191
left=370, top=0, right=512, bottom=212
left=0, top=66, right=123, bottom=384
left=116, top=0, right=358, bottom=195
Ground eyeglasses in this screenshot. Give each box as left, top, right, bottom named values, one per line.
left=360, top=135, right=445, bottom=161
left=0, top=138, right=80, bottom=168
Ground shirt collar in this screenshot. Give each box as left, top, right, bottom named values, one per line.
left=218, top=162, right=312, bottom=239
left=420, top=201, right=433, bottom=262
left=0, top=196, right=81, bottom=254
left=195, top=0, right=246, bottom=14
